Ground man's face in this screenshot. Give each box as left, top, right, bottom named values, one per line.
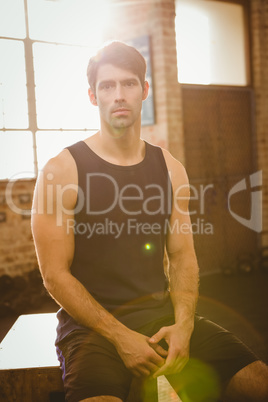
left=90, top=63, right=148, bottom=131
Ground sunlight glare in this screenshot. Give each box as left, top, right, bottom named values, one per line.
left=33, top=43, right=100, bottom=129
left=175, top=0, right=247, bottom=86
left=0, top=40, right=28, bottom=129
left=36, top=130, right=96, bottom=170
left=27, top=0, right=111, bottom=47
left=0, top=0, right=26, bottom=39
left=176, top=2, right=211, bottom=85
left=0, top=132, right=34, bottom=180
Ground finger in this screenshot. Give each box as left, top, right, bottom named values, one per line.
left=132, top=368, right=142, bottom=377
left=147, top=360, right=164, bottom=374
left=134, top=352, right=165, bottom=377
left=152, top=347, right=183, bottom=377
left=164, top=349, right=187, bottom=373
left=153, top=350, right=176, bottom=376
left=153, top=358, right=179, bottom=377
left=153, top=355, right=189, bottom=378
left=150, top=352, right=166, bottom=367
left=174, top=356, right=189, bottom=372
left=133, top=366, right=151, bottom=378
left=152, top=361, right=170, bottom=377
left=141, top=367, right=151, bottom=377
left=145, top=340, right=167, bottom=364
left=140, top=359, right=164, bottom=378
left=149, top=342, right=168, bottom=358
left=166, top=347, right=189, bottom=366
left=149, top=327, right=166, bottom=344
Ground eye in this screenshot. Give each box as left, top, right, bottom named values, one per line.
left=100, top=82, right=115, bottom=90
left=124, top=80, right=136, bottom=87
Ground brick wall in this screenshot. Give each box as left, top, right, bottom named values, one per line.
left=0, top=179, right=36, bottom=277
left=250, top=0, right=268, bottom=246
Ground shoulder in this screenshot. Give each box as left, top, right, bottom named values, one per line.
left=161, top=148, right=191, bottom=217
left=161, top=147, right=189, bottom=190
left=40, top=148, right=77, bottom=187
left=33, top=148, right=78, bottom=211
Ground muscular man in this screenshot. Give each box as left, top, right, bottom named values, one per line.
left=31, top=41, right=268, bottom=402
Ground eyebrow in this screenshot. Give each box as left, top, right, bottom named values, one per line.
left=98, top=78, right=139, bottom=88
left=98, top=80, right=114, bottom=87
left=121, top=78, right=139, bottom=85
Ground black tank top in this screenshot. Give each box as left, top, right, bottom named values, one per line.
left=56, top=140, right=174, bottom=342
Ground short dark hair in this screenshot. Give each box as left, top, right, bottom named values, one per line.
left=86, top=41, right=147, bottom=95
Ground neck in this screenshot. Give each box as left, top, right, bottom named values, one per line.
left=96, top=118, right=144, bottom=165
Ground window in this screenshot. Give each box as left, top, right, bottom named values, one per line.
left=0, top=131, right=34, bottom=179
left=0, top=0, right=26, bottom=39
left=0, top=39, right=28, bottom=129
left=0, top=0, right=110, bottom=180
left=33, top=43, right=99, bottom=130
left=175, top=0, right=249, bottom=85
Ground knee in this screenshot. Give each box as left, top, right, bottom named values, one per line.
left=225, top=361, right=268, bottom=402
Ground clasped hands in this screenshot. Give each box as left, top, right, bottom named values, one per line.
left=116, top=323, right=190, bottom=379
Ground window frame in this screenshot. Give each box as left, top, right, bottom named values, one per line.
left=0, top=0, right=97, bottom=179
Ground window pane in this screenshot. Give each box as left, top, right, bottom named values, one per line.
left=27, top=0, right=110, bottom=46
left=0, top=131, right=34, bottom=179
left=0, top=39, right=28, bottom=128
left=0, top=0, right=26, bottom=39
left=33, top=43, right=100, bottom=130
left=176, top=0, right=248, bottom=86
left=36, top=130, right=96, bottom=170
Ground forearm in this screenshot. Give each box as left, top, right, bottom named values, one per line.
left=43, top=270, right=130, bottom=346
left=44, top=270, right=169, bottom=377
left=148, top=251, right=199, bottom=377
left=168, top=251, right=199, bottom=334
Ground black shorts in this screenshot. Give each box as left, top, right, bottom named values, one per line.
left=56, top=315, right=258, bottom=402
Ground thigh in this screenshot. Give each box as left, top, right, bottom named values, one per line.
left=190, top=315, right=258, bottom=384
left=164, top=315, right=258, bottom=401
left=136, top=313, right=257, bottom=385
left=57, top=330, right=132, bottom=402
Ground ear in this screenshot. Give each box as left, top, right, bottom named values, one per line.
left=88, top=88, right=98, bottom=106
left=142, top=81, right=149, bottom=101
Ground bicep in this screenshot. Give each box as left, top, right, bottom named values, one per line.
left=165, top=193, right=199, bottom=287
left=164, top=156, right=196, bottom=262
left=31, top=156, right=77, bottom=279
left=166, top=212, right=197, bottom=273
left=32, top=212, right=75, bottom=277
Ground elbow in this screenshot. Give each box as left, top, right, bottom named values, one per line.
left=41, top=270, right=59, bottom=295
left=42, top=275, right=52, bottom=292
left=42, top=267, right=71, bottom=297
left=42, top=275, right=54, bottom=296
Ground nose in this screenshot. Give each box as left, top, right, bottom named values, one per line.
left=114, top=84, right=126, bottom=103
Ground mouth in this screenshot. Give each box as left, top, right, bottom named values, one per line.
left=112, top=108, right=130, bottom=116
